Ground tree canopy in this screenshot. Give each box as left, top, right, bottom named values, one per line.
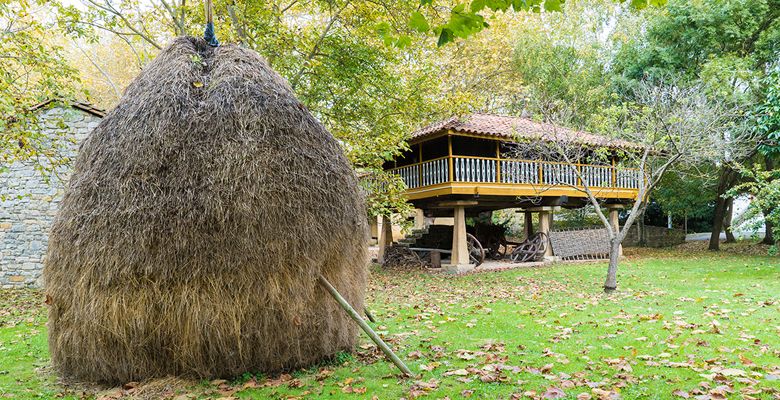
left=1, top=0, right=81, bottom=178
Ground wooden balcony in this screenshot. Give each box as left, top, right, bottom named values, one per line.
left=390, top=155, right=640, bottom=201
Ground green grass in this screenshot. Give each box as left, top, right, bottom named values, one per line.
left=1, top=246, right=778, bottom=399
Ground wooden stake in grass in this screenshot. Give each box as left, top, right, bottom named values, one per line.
left=318, top=275, right=413, bottom=377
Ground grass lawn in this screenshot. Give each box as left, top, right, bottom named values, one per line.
left=1, top=244, right=779, bottom=399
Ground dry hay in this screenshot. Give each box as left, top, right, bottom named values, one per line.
left=44, top=37, right=368, bottom=384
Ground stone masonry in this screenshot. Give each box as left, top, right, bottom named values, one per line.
left=0, top=105, right=102, bottom=288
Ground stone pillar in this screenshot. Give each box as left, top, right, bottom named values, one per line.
left=606, top=205, right=624, bottom=256
left=377, top=215, right=393, bottom=264
left=538, top=211, right=553, bottom=258
left=451, top=205, right=469, bottom=266
left=527, top=206, right=559, bottom=260
left=438, top=200, right=477, bottom=273
left=524, top=211, right=534, bottom=240
left=369, top=216, right=379, bottom=240
left=414, top=208, right=425, bottom=229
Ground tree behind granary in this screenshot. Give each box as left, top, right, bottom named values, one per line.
left=515, top=80, right=750, bottom=292
left=611, top=0, right=779, bottom=250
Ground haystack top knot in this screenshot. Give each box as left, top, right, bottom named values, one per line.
left=203, top=0, right=219, bottom=46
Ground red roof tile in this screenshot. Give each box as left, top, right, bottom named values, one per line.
left=411, top=113, right=642, bottom=150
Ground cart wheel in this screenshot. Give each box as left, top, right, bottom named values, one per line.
left=467, top=233, right=485, bottom=267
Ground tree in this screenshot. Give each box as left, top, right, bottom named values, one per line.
left=510, top=0, right=648, bottom=125
left=654, top=168, right=717, bottom=232
left=1, top=0, right=81, bottom=179
left=405, top=0, right=666, bottom=46
left=728, top=166, right=780, bottom=250
left=58, top=0, right=450, bottom=219
left=517, top=81, right=746, bottom=292
left=750, top=64, right=780, bottom=245
left=612, top=0, right=780, bottom=250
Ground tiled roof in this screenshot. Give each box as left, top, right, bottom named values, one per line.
left=410, top=113, right=642, bottom=150
left=30, top=100, right=106, bottom=118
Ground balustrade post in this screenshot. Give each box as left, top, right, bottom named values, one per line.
left=417, top=144, right=423, bottom=187
left=448, top=136, right=454, bottom=182
left=611, top=158, right=617, bottom=188
left=495, top=143, right=501, bottom=183
left=577, top=164, right=582, bottom=187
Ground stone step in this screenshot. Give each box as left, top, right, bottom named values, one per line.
left=410, top=227, right=429, bottom=235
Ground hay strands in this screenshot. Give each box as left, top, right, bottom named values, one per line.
left=318, top=275, right=413, bottom=377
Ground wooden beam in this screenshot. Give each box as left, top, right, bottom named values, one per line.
left=437, top=200, right=478, bottom=207
left=525, top=206, right=561, bottom=212
left=401, top=183, right=640, bottom=201
left=318, top=276, right=413, bottom=376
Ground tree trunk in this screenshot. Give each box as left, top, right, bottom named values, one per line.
left=637, top=213, right=647, bottom=247
left=723, top=197, right=736, bottom=243
left=604, top=238, right=621, bottom=293
left=709, top=166, right=737, bottom=251
left=709, top=196, right=726, bottom=250
left=762, top=213, right=775, bottom=245
left=762, top=157, right=776, bottom=245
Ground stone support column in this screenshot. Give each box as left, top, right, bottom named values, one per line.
left=438, top=201, right=477, bottom=273
left=527, top=206, right=560, bottom=260
left=377, top=215, right=393, bottom=264
left=450, top=205, right=469, bottom=266
left=414, top=209, right=426, bottom=229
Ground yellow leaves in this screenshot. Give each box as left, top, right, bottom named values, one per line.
left=408, top=378, right=439, bottom=398
left=710, top=319, right=723, bottom=334
left=638, top=313, right=663, bottom=321
left=192, top=81, right=204, bottom=88
left=338, top=376, right=367, bottom=395
left=418, top=362, right=440, bottom=371
left=443, top=368, right=469, bottom=376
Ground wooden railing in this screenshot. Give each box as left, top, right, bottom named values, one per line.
left=453, top=156, right=497, bottom=183
left=421, top=157, right=449, bottom=186
left=390, top=156, right=641, bottom=191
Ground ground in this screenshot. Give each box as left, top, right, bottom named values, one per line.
left=1, top=243, right=778, bottom=399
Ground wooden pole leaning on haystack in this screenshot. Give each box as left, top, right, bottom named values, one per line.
left=364, top=308, right=377, bottom=323
left=318, top=275, right=413, bottom=376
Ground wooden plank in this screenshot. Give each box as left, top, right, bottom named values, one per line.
left=318, top=276, right=413, bottom=376
left=437, top=200, right=479, bottom=207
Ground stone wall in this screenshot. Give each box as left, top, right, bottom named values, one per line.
left=623, top=225, right=686, bottom=248
left=0, top=107, right=101, bottom=288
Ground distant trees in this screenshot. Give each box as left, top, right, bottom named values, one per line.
left=612, top=0, right=780, bottom=250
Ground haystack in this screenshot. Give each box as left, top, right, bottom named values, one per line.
left=44, top=37, right=368, bottom=384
